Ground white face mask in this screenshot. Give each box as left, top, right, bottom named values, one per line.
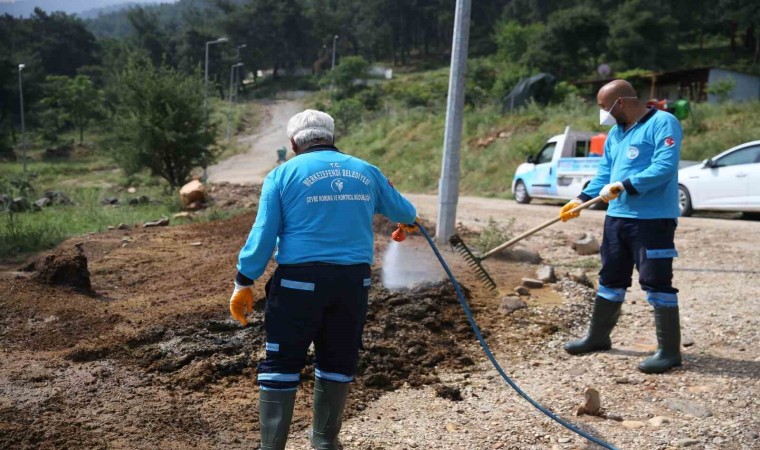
left=599, top=98, right=620, bottom=126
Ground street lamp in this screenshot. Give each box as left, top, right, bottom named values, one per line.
left=234, top=44, right=247, bottom=103
left=331, top=35, right=339, bottom=71
left=18, top=64, right=26, bottom=175
left=204, top=37, right=228, bottom=108
left=227, top=63, right=244, bottom=143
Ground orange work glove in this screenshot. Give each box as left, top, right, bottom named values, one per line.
left=560, top=198, right=583, bottom=222
left=398, top=216, right=422, bottom=234
left=229, top=283, right=254, bottom=326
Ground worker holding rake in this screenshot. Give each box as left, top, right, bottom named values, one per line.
left=228, top=109, right=416, bottom=450
left=560, top=79, right=683, bottom=374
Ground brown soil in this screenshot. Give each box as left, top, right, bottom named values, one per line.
left=0, top=206, right=574, bottom=449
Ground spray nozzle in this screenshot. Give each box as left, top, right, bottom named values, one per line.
left=392, top=222, right=419, bottom=242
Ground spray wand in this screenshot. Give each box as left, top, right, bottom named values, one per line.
left=389, top=221, right=619, bottom=450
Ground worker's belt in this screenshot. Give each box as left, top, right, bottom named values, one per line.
left=278, top=262, right=369, bottom=269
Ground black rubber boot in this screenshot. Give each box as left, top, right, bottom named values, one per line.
left=564, top=296, right=622, bottom=355
left=309, top=378, right=349, bottom=450
left=259, top=389, right=296, bottom=450
left=639, top=307, right=682, bottom=374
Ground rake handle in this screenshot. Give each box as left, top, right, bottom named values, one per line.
left=480, top=196, right=605, bottom=260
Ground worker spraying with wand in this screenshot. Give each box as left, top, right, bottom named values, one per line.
left=227, top=110, right=418, bottom=450
left=560, top=79, right=684, bottom=374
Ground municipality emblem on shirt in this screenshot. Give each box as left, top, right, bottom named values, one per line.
left=626, top=147, right=639, bottom=159
left=331, top=178, right=345, bottom=192
left=664, top=136, right=675, bottom=147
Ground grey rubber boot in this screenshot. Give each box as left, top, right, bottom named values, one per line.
left=309, top=378, right=350, bottom=450
left=639, top=307, right=682, bottom=374
left=259, top=389, right=297, bottom=450
left=564, top=296, right=622, bottom=355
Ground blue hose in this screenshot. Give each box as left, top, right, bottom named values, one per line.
left=414, top=222, right=618, bottom=450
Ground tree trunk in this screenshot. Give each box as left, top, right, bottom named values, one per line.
left=79, top=126, right=84, bottom=144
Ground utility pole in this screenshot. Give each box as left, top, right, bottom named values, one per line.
left=331, top=35, right=339, bottom=70
left=234, top=44, right=246, bottom=103
left=202, top=37, right=227, bottom=181
left=436, top=0, right=471, bottom=244
left=227, top=63, right=244, bottom=143
left=204, top=37, right=228, bottom=109
left=18, top=64, right=26, bottom=176
left=330, top=35, right=339, bottom=93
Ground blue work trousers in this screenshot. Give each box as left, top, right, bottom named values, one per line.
left=597, top=217, right=679, bottom=308
left=257, top=263, right=371, bottom=390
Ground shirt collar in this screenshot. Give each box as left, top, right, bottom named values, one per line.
left=301, top=144, right=342, bottom=155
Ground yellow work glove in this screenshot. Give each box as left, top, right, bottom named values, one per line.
left=229, top=283, right=254, bottom=326
left=398, top=216, right=422, bottom=234
left=560, top=198, right=583, bottom=222
left=600, top=181, right=624, bottom=202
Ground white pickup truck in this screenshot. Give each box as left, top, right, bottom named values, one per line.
left=511, top=127, right=605, bottom=204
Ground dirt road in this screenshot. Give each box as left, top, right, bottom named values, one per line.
left=207, top=94, right=305, bottom=185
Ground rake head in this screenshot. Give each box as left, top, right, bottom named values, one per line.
left=449, top=234, right=497, bottom=291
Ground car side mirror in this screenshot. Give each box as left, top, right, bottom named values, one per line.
left=526, top=155, right=535, bottom=164
left=703, top=158, right=716, bottom=168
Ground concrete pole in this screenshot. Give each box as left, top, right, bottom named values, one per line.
left=436, top=0, right=471, bottom=244
left=18, top=64, right=26, bottom=175
left=331, top=35, right=339, bottom=70
left=227, top=63, right=243, bottom=143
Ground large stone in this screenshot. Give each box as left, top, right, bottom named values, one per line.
left=572, top=233, right=601, bottom=255
left=44, top=191, right=73, bottom=205
left=621, top=421, right=646, bottom=429
left=514, top=286, right=530, bottom=296
left=101, top=197, right=119, bottom=205
left=10, top=197, right=30, bottom=212
left=521, top=278, right=544, bottom=289
left=179, top=180, right=207, bottom=207
left=500, top=296, right=527, bottom=314
left=143, top=218, right=169, bottom=228
left=576, top=387, right=601, bottom=416
left=536, top=265, right=557, bottom=283
left=569, top=270, right=594, bottom=289
left=493, top=246, right=542, bottom=264
left=34, top=197, right=51, bottom=209
left=648, top=416, right=670, bottom=428
left=666, top=398, right=712, bottom=418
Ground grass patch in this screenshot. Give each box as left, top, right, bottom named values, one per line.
left=331, top=75, right=760, bottom=197
left=0, top=98, right=260, bottom=259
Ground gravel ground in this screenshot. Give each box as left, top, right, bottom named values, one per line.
left=283, top=196, right=760, bottom=450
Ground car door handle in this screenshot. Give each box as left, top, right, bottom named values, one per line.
left=736, top=173, right=748, bottom=178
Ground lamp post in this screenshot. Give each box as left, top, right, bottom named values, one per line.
left=18, top=64, right=26, bottom=175
left=227, top=63, right=244, bottom=143
left=204, top=37, right=228, bottom=108
left=331, top=35, right=339, bottom=71
left=202, top=37, right=227, bottom=181
left=234, top=44, right=247, bottom=102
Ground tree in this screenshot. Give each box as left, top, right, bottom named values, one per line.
left=606, top=0, right=679, bottom=71
left=113, top=59, right=217, bottom=188
left=40, top=75, right=101, bottom=144
left=523, top=6, right=608, bottom=79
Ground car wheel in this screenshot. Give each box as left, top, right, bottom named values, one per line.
left=514, top=180, right=531, bottom=204
left=678, top=185, right=693, bottom=217
left=741, top=212, right=760, bottom=220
